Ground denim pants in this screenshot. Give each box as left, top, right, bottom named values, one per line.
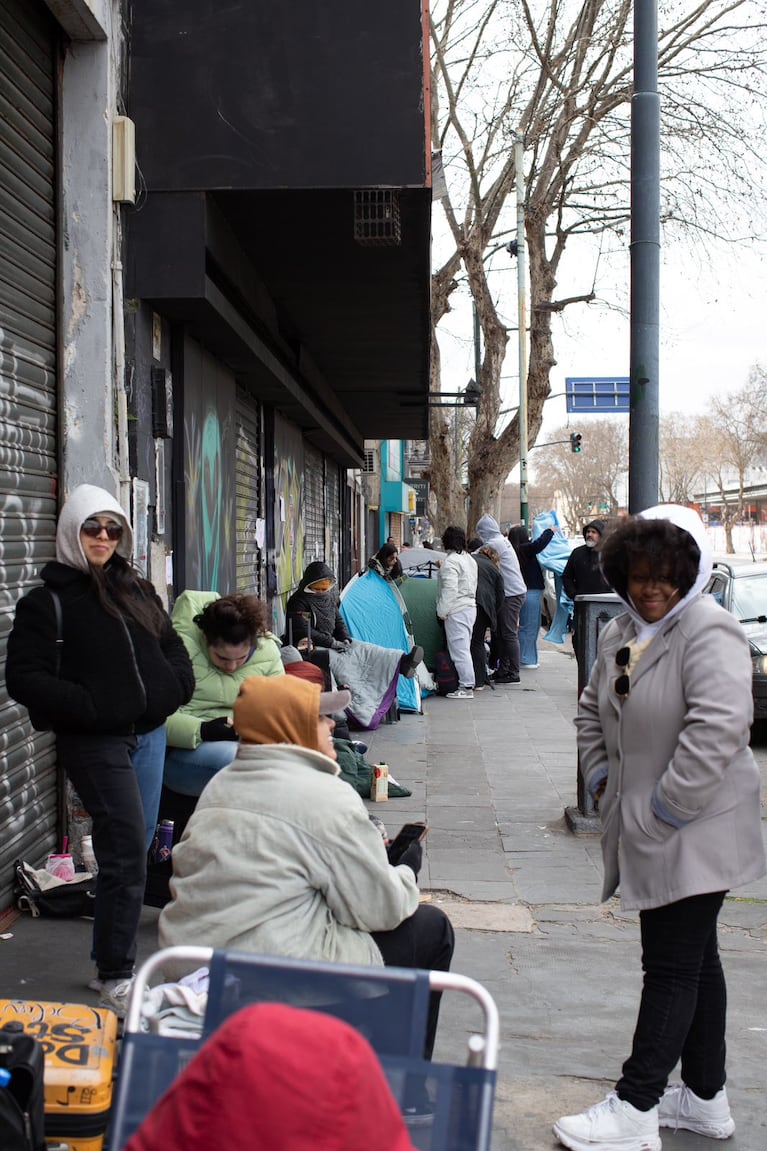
left=57, top=733, right=146, bottom=980
left=131, top=726, right=168, bottom=849
left=373, top=903, right=455, bottom=1059
left=616, top=891, right=727, bottom=1111
left=163, top=742, right=238, bottom=797
left=518, top=588, right=543, bottom=665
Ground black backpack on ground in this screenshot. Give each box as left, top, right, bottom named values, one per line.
left=434, top=649, right=459, bottom=695
left=0, top=1022, right=46, bottom=1151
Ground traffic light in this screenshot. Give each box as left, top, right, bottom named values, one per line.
left=570, top=432, right=582, bottom=454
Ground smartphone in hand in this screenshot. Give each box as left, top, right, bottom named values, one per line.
left=387, top=822, right=428, bottom=865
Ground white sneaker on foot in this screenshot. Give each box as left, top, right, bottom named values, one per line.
left=98, top=977, right=135, bottom=1019
left=658, top=1082, right=735, bottom=1139
left=446, top=687, right=474, bottom=699
left=553, top=1092, right=661, bottom=1151
left=87, top=975, right=103, bottom=993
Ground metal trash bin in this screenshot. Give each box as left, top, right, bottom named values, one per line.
left=565, top=592, right=624, bottom=832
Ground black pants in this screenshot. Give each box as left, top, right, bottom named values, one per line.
left=373, top=903, right=455, bottom=1059
left=496, top=593, right=525, bottom=677
left=57, top=733, right=146, bottom=981
left=616, top=891, right=727, bottom=1111
left=470, top=605, right=492, bottom=687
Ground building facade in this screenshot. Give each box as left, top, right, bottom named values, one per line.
left=0, top=0, right=432, bottom=909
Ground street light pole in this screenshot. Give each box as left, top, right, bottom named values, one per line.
left=515, top=134, right=529, bottom=528
left=628, top=0, right=660, bottom=512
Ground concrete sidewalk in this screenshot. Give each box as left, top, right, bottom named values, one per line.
left=2, top=641, right=766, bottom=1149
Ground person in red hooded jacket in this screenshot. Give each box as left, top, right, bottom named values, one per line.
left=122, top=1003, right=416, bottom=1151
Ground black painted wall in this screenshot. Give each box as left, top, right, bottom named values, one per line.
left=129, top=0, right=428, bottom=191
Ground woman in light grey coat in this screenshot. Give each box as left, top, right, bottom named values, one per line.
left=554, top=505, right=766, bottom=1151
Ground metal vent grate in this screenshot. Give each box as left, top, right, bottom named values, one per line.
left=362, top=448, right=378, bottom=473
left=353, top=190, right=401, bottom=246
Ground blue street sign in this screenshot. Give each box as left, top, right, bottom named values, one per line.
left=565, top=377, right=630, bottom=413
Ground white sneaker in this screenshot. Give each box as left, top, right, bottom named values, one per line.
left=87, top=975, right=103, bottom=993
left=446, top=687, right=474, bottom=699
left=553, top=1093, right=661, bottom=1151
left=658, top=1082, right=735, bottom=1139
left=98, top=977, right=135, bottom=1019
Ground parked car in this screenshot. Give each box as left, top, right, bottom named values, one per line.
left=705, top=561, right=767, bottom=720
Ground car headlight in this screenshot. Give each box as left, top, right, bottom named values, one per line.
left=751, top=654, right=767, bottom=676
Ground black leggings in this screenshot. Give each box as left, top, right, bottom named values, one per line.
left=617, top=891, right=727, bottom=1110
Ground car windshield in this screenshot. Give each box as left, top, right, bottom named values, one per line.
left=731, top=573, right=767, bottom=622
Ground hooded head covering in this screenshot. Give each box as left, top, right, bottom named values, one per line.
left=612, top=504, right=712, bottom=642
left=123, top=1002, right=416, bottom=1151
left=233, top=676, right=350, bottom=752
left=582, top=519, right=605, bottom=544
left=56, top=484, right=133, bottom=573
left=298, top=560, right=337, bottom=593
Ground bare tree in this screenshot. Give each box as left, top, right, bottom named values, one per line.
left=699, top=368, right=767, bottom=551
left=532, top=418, right=628, bottom=531
left=658, top=412, right=705, bottom=504
left=427, top=0, right=767, bottom=533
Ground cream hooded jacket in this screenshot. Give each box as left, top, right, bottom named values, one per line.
left=159, top=743, right=420, bottom=965
left=577, top=504, right=766, bottom=910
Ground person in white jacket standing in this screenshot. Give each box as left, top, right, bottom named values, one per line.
left=436, top=525, right=478, bottom=699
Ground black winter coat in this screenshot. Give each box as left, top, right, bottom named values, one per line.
left=5, top=562, right=195, bottom=736
left=473, top=554, right=505, bottom=631
left=284, top=561, right=350, bottom=649
left=562, top=545, right=610, bottom=600
left=514, top=528, right=555, bottom=591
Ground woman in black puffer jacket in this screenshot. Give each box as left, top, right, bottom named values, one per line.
left=6, top=484, right=194, bottom=1016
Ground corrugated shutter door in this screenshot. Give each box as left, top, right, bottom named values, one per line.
left=325, top=462, right=341, bottom=574
left=235, top=387, right=263, bottom=597
left=0, top=0, right=59, bottom=909
left=304, top=442, right=324, bottom=564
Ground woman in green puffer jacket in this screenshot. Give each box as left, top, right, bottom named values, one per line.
left=164, top=591, right=284, bottom=795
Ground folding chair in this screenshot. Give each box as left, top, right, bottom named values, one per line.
left=108, top=945, right=498, bottom=1151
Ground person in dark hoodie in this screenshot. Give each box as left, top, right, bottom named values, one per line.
left=467, top=539, right=505, bottom=689
left=285, top=561, right=423, bottom=730
left=561, top=519, right=611, bottom=667
left=5, top=484, right=194, bottom=1017
left=508, top=523, right=555, bottom=668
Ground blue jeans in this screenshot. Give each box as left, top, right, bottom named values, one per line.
left=519, top=588, right=543, bottom=665
left=131, top=726, right=168, bottom=849
left=164, top=742, right=238, bottom=797
left=616, top=891, right=727, bottom=1111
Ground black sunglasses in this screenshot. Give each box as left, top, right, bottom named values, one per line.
left=81, top=518, right=124, bottom=541
left=614, top=646, right=631, bottom=698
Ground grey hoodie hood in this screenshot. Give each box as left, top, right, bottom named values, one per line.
left=475, top=513, right=525, bottom=596
left=618, top=503, right=712, bottom=642
left=56, top=484, right=133, bottom=573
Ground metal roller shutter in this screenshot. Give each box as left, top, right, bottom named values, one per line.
left=325, top=462, right=341, bottom=576
left=235, top=387, right=264, bottom=597
left=0, top=0, right=59, bottom=909
left=304, top=442, right=325, bottom=564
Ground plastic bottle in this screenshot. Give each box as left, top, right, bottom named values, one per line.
left=80, top=834, right=98, bottom=875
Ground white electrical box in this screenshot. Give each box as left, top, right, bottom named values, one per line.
left=113, top=115, right=136, bottom=204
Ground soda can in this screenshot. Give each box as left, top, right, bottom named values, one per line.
left=152, top=820, right=174, bottom=863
